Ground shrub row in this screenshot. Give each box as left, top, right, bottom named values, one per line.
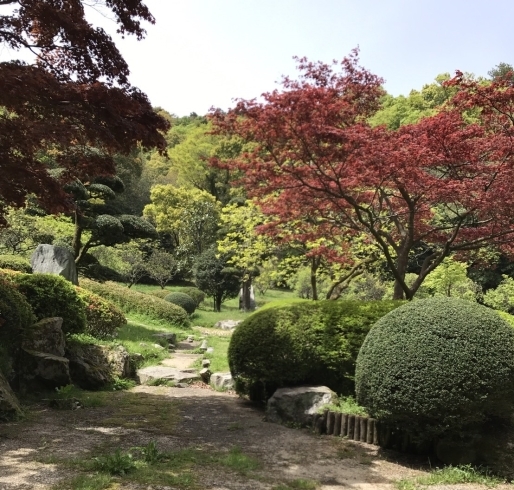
left=228, top=299, right=404, bottom=403
left=80, top=278, right=189, bottom=328
left=75, top=287, right=127, bottom=339
left=147, top=287, right=205, bottom=307
left=0, top=255, right=31, bottom=273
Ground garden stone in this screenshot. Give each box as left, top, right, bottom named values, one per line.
left=214, top=320, right=241, bottom=330
left=19, top=349, right=71, bottom=392
left=152, top=333, right=177, bottom=345
left=152, top=343, right=165, bottom=350
left=266, top=386, right=337, bottom=426
left=200, top=368, right=211, bottom=383
left=30, top=244, right=78, bottom=285
left=199, top=340, right=208, bottom=351
left=137, top=366, right=200, bottom=384
left=0, top=371, right=22, bottom=420
left=206, top=347, right=214, bottom=354
left=202, top=359, right=211, bottom=368
left=210, top=372, right=233, bottom=390
left=66, top=343, right=131, bottom=390
left=22, top=317, right=65, bottom=357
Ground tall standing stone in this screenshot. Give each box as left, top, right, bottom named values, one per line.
left=31, top=244, right=78, bottom=285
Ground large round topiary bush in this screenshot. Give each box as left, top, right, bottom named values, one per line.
left=179, top=287, right=205, bottom=307
left=355, top=297, right=514, bottom=444
left=12, top=273, right=87, bottom=335
left=229, top=299, right=403, bottom=403
left=164, top=292, right=197, bottom=315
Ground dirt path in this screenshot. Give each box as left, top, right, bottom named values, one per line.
left=0, top=343, right=512, bottom=489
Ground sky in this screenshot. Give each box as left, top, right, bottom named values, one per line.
left=5, top=0, right=514, bottom=116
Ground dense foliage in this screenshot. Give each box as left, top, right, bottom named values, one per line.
left=0, top=255, right=31, bottom=273
left=164, top=292, right=196, bottom=315
left=10, top=273, right=87, bottom=335
left=80, top=279, right=189, bottom=328
left=355, top=297, right=514, bottom=443
left=178, top=287, right=206, bottom=307
left=228, top=299, right=403, bottom=403
left=0, top=0, right=169, bottom=225
left=75, top=287, right=127, bottom=339
left=0, top=278, right=35, bottom=377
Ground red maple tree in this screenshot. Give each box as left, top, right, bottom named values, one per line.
left=211, top=52, right=514, bottom=299
left=0, top=0, right=169, bottom=225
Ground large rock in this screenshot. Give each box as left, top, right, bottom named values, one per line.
left=18, top=349, right=71, bottom=392
left=66, top=342, right=132, bottom=390
left=22, top=317, right=65, bottom=357
left=266, top=386, right=337, bottom=426
left=0, top=371, right=22, bottom=420
left=30, top=244, right=78, bottom=285
left=214, top=320, right=241, bottom=330
left=210, top=372, right=234, bottom=390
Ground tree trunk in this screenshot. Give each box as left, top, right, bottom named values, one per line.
left=242, top=276, right=253, bottom=312
left=310, top=256, right=320, bottom=301
left=72, top=208, right=82, bottom=262
left=214, top=295, right=222, bottom=312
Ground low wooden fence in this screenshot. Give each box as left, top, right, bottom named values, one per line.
left=312, top=410, right=379, bottom=445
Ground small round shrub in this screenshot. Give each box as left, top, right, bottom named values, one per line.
left=355, top=297, right=514, bottom=443
left=164, top=292, right=196, bottom=315
left=179, top=287, right=205, bottom=307
left=229, top=299, right=404, bottom=403
left=0, top=255, right=31, bottom=273
left=0, top=279, right=36, bottom=376
left=75, top=287, right=127, bottom=339
left=12, top=273, right=87, bottom=335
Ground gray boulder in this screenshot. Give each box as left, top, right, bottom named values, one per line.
left=19, top=349, right=71, bottom=392
left=266, top=386, right=337, bottom=426
left=0, top=371, right=22, bottom=420
left=214, top=320, right=241, bottom=330
left=22, top=317, right=65, bottom=357
left=136, top=366, right=200, bottom=384
left=210, top=372, right=234, bottom=390
left=31, top=244, right=78, bottom=285
left=66, top=343, right=132, bottom=390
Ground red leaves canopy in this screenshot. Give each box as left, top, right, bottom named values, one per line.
left=0, top=0, right=169, bottom=224
left=210, top=52, right=514, bottom=299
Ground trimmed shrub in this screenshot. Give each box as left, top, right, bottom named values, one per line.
left=80, top=279, right=189, bottom=328
left=179, top=287, right=205, bottom=307
left=11, top=273, right=87, bottom=335
left=75, top=287, right=127, bottom=339
left=164, top=292, right=196, bottom=315
left=0, top=279, right=35, bottom=377
left=228, top=299, right=403, bottom=403
left=0, top=255, right=31, bottom=273
left=147, top=289, right=170, bottom=300
left=355, top=297, right=514, bottom=444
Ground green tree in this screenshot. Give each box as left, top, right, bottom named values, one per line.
left=145, top=250, right=177, bottom=289
left=144, top=185, right=221, bottom=271
left=66, top=176, right=157, bottom=264
left=194, top=247, right=241, bottom=312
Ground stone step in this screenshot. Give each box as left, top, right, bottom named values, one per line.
left=136, top=366, right=200, bottom=384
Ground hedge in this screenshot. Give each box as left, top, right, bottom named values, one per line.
left=10, top=273, right=87, bottom=335
left=228, top=299, right=404, bottom=403
left=0, top=255, right=31, bottom=273
left=75, top=287, right=127, bottom=339
left=80, top=279, right=189, bottom=328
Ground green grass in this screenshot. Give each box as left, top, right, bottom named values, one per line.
left=319, top=396, right=368, bottom=416
left=272, top=479, right=319, bottom=490
left=49, top=444, right=261, bottom=490
left=395, top=465, right=505, bottom=489
left=193, top=335, right=231, bottom=373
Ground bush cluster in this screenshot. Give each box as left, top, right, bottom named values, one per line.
left=355, top=297, right=514, bottom=443
left=178, top=287, right=205, bottom=307
left=0, top=279, right=35, bottom=377
left=164, top=292, right=196, bottom=315
left=75, top=287, right=127, bottom=339
left=10, top=273, right=87, bottom=335
left=80, top=278, right=189, bottom=328
left=0, top=255, right=31, bottom=273
left=228, top=299, right=403, bottom=403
